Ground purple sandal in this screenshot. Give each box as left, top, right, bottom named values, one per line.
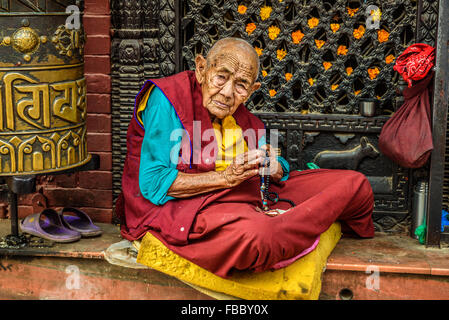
left=20, top=209, right=81, bottom=243
left=59, top=207, right=102, bottom=237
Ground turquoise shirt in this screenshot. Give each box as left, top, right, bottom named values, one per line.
left=139, top=87, right=290, bottom=205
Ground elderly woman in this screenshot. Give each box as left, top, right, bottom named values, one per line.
left=116, top=38, right=374, bottom=278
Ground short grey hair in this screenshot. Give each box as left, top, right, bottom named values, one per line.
left=206, top=37, right=260, bottom=82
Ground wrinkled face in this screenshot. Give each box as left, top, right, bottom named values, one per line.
left=195, top=45, right=260, bottom=120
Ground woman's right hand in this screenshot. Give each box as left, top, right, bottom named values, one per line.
left=222, top=149, right=266, bottom=187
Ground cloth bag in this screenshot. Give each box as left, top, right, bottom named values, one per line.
left=378, top=71, right=434, bottom=168
left=378, top=43, right=435, bottom=168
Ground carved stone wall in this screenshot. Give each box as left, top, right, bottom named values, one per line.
left=110, top=0, right=160, bottom=202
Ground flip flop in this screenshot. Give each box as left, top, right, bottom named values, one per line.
left=59, top=207, right=102, bottom=237
left=20, top=209, right=81, bottom=243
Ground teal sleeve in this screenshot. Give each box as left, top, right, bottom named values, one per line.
left=139, top=87, right=183, bottom=205
left=257, top=135, right=290, bottom=182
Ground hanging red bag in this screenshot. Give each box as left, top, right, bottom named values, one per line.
left=378, top=43, right=435, bottom=168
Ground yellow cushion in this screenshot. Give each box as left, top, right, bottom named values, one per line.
left=136, top=222, right=341, bottom=300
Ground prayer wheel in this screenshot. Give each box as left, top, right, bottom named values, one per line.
left=0, top=1, right=90, bottom=176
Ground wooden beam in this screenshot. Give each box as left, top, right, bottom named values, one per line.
left=427, top=0, right=449, bottom=246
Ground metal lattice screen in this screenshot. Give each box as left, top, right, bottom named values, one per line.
left=181, top=0, right=418, bottom=115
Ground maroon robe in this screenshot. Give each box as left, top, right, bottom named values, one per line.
left=116, top=70, right=375, bottom=278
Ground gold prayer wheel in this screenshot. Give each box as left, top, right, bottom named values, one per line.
left=0, top=1, right=90, bottom=176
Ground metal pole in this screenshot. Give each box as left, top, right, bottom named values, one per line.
left=8, top=191, right=18, bottom=237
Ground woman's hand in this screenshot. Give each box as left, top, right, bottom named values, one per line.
left=259, top=144, right=283, bottom=182
left=222, top=149, right=266, bottom=187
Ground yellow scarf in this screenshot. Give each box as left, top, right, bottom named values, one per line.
left=212, top=115, right=248, bottom=171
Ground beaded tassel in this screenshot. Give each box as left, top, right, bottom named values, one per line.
left=260, top=154, right=270, bottom=211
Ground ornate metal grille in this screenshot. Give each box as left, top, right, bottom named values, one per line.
left=181, top=0, right=417, bottom=115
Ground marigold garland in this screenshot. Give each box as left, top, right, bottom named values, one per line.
left=261, top=70, right=268, bottom=77
left=323, top=61, right=332, bottom=70
left=315, top=39, right=325, bottom=49
left=291, top=30, right=304, bottom=44
left=353, top=25, right=365, bottom=39
left=246, top=23, right=256, bottom=35
left=277, top=49, right=287, bottom=60
left=385, top=54, right=395, bottom=64
left=308, top=17, right=319, bottom=29
left=377, top=29, right=390, bottom=43
left=337, top=45, right=348, bottom=55
left=368, top=67, right=380, bottom=80
left=254, top=46, right=263, bottom=56
left=260, top=6, right=272, bottom=21
left=330, top=23, right=340, bottom=33
left=269, top=89, right=277, bottom=97
left=346, top=67, right=353, bottom=76
left=268, top=25, right=280, bottom=40
left=308, top=78, right=315, bottom=86
left=285, top=73, right=293, bottom=81
left=331, top=84, right=339, bottom=90
left=237, top=5, right=247, bottom=14
left=354, top=90, right=361, bottom=95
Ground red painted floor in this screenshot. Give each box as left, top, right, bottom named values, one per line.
left=1, top=220, right=449, bottom=300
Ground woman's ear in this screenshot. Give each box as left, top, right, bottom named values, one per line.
left=250, top=81, right=261, bottom=94
left=195, top=55, right=207, bottom=84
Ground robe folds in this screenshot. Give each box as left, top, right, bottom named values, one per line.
left=116, top=70, right=375, bottom=278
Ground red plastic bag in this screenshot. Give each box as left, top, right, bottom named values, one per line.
left=378, top=72, right=434, bottom=168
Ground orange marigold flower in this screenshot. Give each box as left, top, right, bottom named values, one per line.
left=260, top=6, right=272, bottom=20
left=323, top=61, right=332, bottom=70
left=353, top=25, right=365, bottom=39
left=337, top=45, right=348, bottom=55
left=291, top=30, right=304, bottom=44
left=254, top=46, right=263, bottom=56
left=285, top=73, right=293, bottom=81
left=261, top=70, right=268, bottom=77
left=277, top=49, right=287, bottom=60
left=315, top=39, right=325, bottom=49
left=354, top=90, right=361, bottom=95
left=269, top=89, right=277, bottom=97
left=331, top=84, right=339, bottom=90
left=308, top=78, right=315, bottom=86
left=330, top=23, right=340, bottom=33
left=378, top=29, right=390, bottom=43
left=346, top=67, right=353, bottom=76
left=246, top=23, right=256, bottom=35
left=376, top=95, right=382, bottom=100
left=237, top=5, right=247, bottom=14
left=385, top=54, right=395, bottom=64
left=347, top=7, right=359, bottom=17
left=268, top=25, right=280, bottom=40
left=368, top=67, right=380, bottom=80
left=308, top=17, right=319, bottom=29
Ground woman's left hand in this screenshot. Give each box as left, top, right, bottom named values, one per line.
left=259, top=144, right=283, bottom=182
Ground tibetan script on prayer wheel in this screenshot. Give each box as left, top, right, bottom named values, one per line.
left=0, top=1, right=90, bottom=175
